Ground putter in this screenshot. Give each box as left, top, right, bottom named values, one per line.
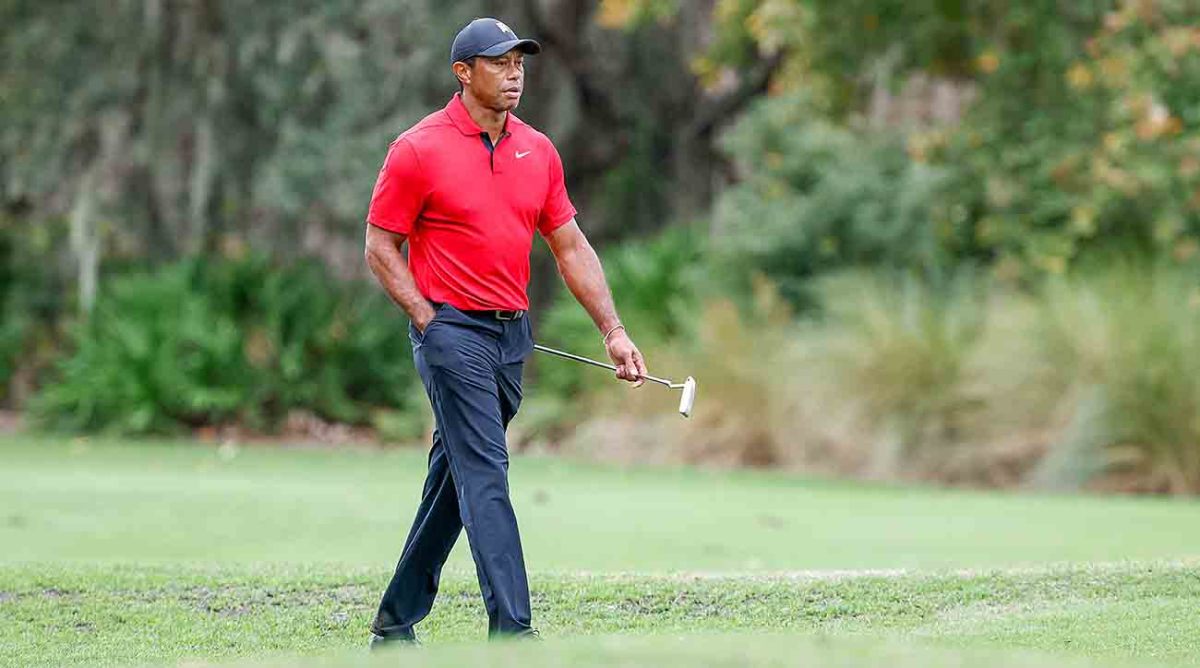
left=533, top=344, right=697, bottom=418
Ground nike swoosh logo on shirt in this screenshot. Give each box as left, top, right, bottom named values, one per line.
left=515, top=151, right=532, bottom=159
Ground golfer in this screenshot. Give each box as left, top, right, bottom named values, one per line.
left=363, top=18, right=648, bottom=645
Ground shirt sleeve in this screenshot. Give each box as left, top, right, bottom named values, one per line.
left=537, top=141, right=578, bottom=237
left=366, top=138, right=427, bottom=235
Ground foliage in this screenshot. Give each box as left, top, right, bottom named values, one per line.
left=6, top=0, right=1200, bottom=498
left=0, top=217, right=68, bottom=404
left=1, top=0, right=487, bottom=257
left=704, top=1, right=1199, bottom=278
left=583, top=270, right=1003, bottom=480
left=1031, top=264, right=1200, bottom=493
left=694, top=0, right=1007, bottom=108
left=930, top=1, right=1200, bottom=276
left=1, top=0, right=775, bottom=298
left=33, top=267, right=247, bottom=433
left=0, top=313, right=27, bottom=400
left=794, top=265, right=1200, bottom=492
left=557, top=262, right=1200, bottom=493
left=32, top=256, right=420, bottom=434
left=803, top=271, right=987, bottom=477
left=713, top=92, right=954, bottom=306
left=0, top=225, right=26, bottom=395
left=596, top=0, right=680, bottom=29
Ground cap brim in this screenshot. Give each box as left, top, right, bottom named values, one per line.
left=477, top=38, right=541, bottom=57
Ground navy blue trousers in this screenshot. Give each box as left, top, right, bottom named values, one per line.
left=372, top=303, right=534, bottom=638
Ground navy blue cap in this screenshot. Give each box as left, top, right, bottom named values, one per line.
left=450, top=18, right=541, bottom=65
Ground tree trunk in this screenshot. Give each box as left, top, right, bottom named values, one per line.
left=69, top=166, right=100, bottom=315
left=188, top=107, right=217, bottom=254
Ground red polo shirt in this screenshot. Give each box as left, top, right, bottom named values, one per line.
left=366, top=93, right=577, bottom=311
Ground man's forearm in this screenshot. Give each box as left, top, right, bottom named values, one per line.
left=365, top=228, right=435, bottom=326
left=555, top=241, right=621, bottom=334
left=546, top=221, right=647, bottom=383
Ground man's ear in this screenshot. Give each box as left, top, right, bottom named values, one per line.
left=453, top=61, right=471, bottom=88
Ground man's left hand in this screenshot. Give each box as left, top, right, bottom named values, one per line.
left=605, top=329, right=648, bottom=388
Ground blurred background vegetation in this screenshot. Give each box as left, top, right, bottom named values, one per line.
left=3, top=0, right=1199, bottom=493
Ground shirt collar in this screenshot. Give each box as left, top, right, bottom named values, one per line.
left=444, top=92, right=525, bottom=136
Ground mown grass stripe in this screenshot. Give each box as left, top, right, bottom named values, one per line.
left=2, top=562, right=1199, bottom=667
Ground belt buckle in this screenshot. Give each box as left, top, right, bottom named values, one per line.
left=495, top=310, right=521, bottom=321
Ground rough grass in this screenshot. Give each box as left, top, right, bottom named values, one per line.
left=566, top=267, right=1200, bottom=491
left=3, top=563, right=1199, bottom=667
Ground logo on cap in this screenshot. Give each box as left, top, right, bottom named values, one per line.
left=494, top=20, right=515, bottom=36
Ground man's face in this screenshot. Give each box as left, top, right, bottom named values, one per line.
left=458, top=50, right=525, bottom=111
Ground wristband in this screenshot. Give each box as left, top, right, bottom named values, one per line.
left=602, top=324, right=625, bottom=345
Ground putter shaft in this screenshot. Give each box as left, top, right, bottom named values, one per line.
left=532, top=344, right=678, bottom=387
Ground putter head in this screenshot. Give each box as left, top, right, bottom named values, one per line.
left=678, top=376, right=696, bottom=418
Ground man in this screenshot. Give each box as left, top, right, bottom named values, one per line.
left=363, top=18, right=649, bottom=645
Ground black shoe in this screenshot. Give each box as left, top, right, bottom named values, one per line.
left=500, top=628, right=540, bottom=641
left=369, top=631, right=419, bottom=650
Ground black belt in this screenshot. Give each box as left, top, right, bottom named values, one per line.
left=434, top=302, right=525, bottom=321
left=471, top=309, right=525, bottom=321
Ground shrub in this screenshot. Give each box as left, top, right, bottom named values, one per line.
left=550, top=268, right=998, bottom=477
left=709, top=2, right=1200, bottom=281
left=930, top=1, right=1200, bottom=275
left=781, top=265, right=1200, bottom=492
left=800, top=271, right=989, bottom=478
left=556, top=271, right=1001, bottom=479
left=0, top=216, right=69, bottom=407
left=1030, top=264, right=1200, bottom=493
left=555, top=262, right=1200, bottom=494
left=0, top=312, right=29, bottom=401
left=31, top=266, right=247, bottom=433
left=713, top=92, right=955, bottom=307
left=32, top=256, right=422, bottom=435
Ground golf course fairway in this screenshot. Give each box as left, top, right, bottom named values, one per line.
left=2, top=435, right=1198, bottom=667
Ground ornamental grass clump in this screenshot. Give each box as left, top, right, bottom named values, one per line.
left=1031, top=264, right=1200, bottom=493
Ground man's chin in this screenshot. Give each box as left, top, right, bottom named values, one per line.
left=488, top=99, right=520, bottom=114
left=499, top=93, right=522, bottom=110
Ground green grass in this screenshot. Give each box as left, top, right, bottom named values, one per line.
left=4, top=562, right=1198, bottom=667
left=228, top=635, right=1165, bottom=668
left=2, top=434, right=1200, bottom=667
left=4, top=434, right=1199, bottom=571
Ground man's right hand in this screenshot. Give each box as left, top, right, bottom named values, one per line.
left=413, top=303, right=438, bottom=334
left=605, top=329, right=648, bottom=388
left=365, top=225, right=439, bottom=335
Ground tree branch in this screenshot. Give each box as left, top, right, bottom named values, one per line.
left=521, top=0, right=622, bottom=128
left=687, top=51, right=784, bottom=141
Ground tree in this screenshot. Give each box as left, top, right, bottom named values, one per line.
left=3, top=0, right=788, bottom=314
